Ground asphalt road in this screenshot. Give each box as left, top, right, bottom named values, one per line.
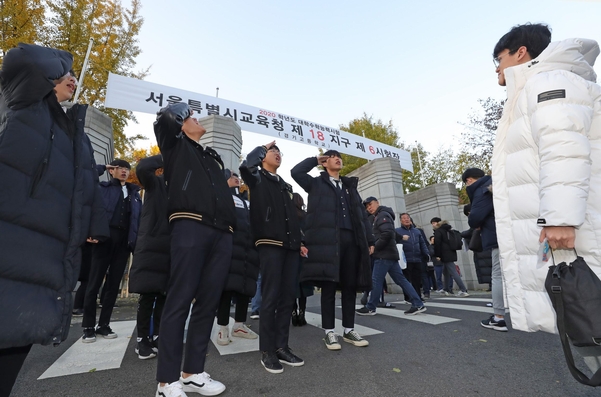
left=10, top=292, right=599, bottom=397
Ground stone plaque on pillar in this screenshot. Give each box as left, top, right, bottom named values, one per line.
left=198, top=115, right=243, bottom=174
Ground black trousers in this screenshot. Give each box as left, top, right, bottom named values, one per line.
left=137, top=293, right=166, bottom=339
left=321, top=229, right=359, bottom=330
left=82, top=227, right=130, bottom=328
left=217, top=291, right=250, bottom=325
left=257, top=245, right=299, bottom=352
left=73, top=243, right=93, bottom=310
left=405, top=261, right=424, bottom=298
left=0, top=344, right=32, bottom=397
left=156, top=220, right=232, bottom=383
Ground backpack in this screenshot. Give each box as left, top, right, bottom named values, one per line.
left=447, top=229, right=463, bottom=251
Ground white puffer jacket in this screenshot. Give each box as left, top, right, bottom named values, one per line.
left=492, top=38, right=601, bottom=334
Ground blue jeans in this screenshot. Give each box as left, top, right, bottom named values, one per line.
left=367, top=259, right=423, bottom=311
left=251, top=273, right=262, bottom=313
left=434, top=264, right=453, bottom=291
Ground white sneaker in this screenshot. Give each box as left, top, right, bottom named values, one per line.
left=180, top=372, right=226, bottom=396
left=216, top=326, right=231, bottom=346
left=457, top=291, right=470, bottom=297
left=156, top=382, right=188, bottom=397
left=231, top=324, right=258, bottom=339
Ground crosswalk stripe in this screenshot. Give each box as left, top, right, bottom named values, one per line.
left=433, top=297, right=492, bottom=303
left=303, top=311, right=383, bottom=336
left=210, top=317, right=259, bottom=355
left=38, top=320, right=137, bottom=380
left=401, top=301, right=505, bottom=314
left=353, top=305, right=460, bottom=325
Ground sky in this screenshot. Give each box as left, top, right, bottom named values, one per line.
left=119, top=0, right=601, bottom=192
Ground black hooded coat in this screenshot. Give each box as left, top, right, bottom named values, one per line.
left=0, top=44, right=109, bottom=348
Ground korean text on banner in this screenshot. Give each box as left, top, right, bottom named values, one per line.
left=105, top=73, right=412, bottom=171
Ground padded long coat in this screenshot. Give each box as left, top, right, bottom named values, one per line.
left=291, top=157, right=374, bottom=291
left=492, top=38, right=601, bottom=333
left=0, top=44, right=108, bottom=348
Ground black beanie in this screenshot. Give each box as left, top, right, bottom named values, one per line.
left=461, top=168, right=485, bottom=183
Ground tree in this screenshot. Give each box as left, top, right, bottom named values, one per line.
left=399, top=141, right=429, bottom=193
left=127, top=144, right=160, bottom=186
left=0, top=0, right=45, bottom=57
left=459, top=97, right=504, bottom=173
left=338, top=113, right=401, bottom=176
left=42, top=0, right=148, bottom=157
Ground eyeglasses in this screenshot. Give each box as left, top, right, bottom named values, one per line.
left=114, top=166, right=130, bottom=171
left=268, top=149, right=283, bottom=157
left=493, top=51, right=512, bottom=68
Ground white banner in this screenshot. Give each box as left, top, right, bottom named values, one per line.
left=105, top=73, right=412, bottom=171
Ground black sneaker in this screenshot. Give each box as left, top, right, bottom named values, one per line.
left=291, top=310, right=299, bottom=326
left=135, top=338, right=157, bottom=360
left=404, top=306, right=427, bottom=315
left=297, top=310, right=307, bottom=326
left=276, top=346, right=304, bottom=367
left=250, top=311, right=260, bottom=320
left=82, top=328, right=96, bottom=343
left=72, top=308, right=84, bottom=317
left=261, top=351, right=284, bottom=374
left=481, top=315, right=508, bottom=332
left=95, top=325, right=117, bottom=339
left=323, top=331, right=341, bottom=350
left=356, top=306, right=376, bottom=316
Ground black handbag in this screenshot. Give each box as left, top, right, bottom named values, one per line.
left=544, top=252, right=601, bottom=386
left=468, top=229, right=483, bottom=252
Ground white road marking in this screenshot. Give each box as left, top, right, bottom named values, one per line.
left=432, top=297, right=492, bottom=303
left=354, top=305, right=460, bottom=325
left=210, top=317, right=259, bottom=355
left=399, top=301, right=507, bottom=314
left=38, top=320, right=137, bottom=380
left=303, top=311, right=383, bottom=336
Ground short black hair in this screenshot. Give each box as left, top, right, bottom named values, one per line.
left=430, top=217, right=441, bottom=224
left=493, top=23, right=552, bottom=59
left=323, top=150, right=341, bottom=158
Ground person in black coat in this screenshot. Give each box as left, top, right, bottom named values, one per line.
left=240, top=141, right=305, bottom=374
left=154, top=103, right=235, bottom=396
left=215, top=170, right=260, bottom=345
left=291, top=193, right=314, bottom=327
left=291, top=150, right=375, bottom=351
left=81, top=159, right=142, bottom=342
left=0, top=43, right=109, bottom=396
left=463, top=168, right=507, bottom=331
left=433, top=221, right=470, bottom=296
left=128, top=154, right=170, bottom=359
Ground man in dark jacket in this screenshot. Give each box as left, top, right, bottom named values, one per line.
left=215, top=169, right=260, bottom=345
left=240, top=141, right=305, bottom=374
left=292, top=150, right=374, bottom=351
left=82, top=159, right=142, bottom=342
left=0, top=44, right=109, bottom=396
left=154, top=103, right=235, bottom=397
left=128, top=154, right=170, bottom=359
left=463, top=168, right=507, bottom=331
left=356, top=198, right=426, bottom=316
left=433, top=221, right=470, bottom=297
left=395, top=213, right=431, bottom=299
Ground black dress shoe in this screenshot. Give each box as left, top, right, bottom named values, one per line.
left=297, top=310, right=307, bottom=326
left=276, top=346, right=304, bottom=366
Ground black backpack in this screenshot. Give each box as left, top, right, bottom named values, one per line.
left=447, top=229, right=463, bottom=251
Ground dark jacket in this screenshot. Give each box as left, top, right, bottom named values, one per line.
left=372, top=205, right=399, bottom=260
left=98, top=178, right=142, bottom=251
left=128, top=155, right=170, bottom=294
left=225, top=187, right=260, bottom=296
left=291, top=157, right=375, bottom=291
left=428, top=245, right=442, bottom=266
left=0, top=44, right=109, bottom=348
left=461, top=228, right=492, bottom=284
left=154, top=102, right=235, bottom=233
left=434, top=221, right=458, bottom=263
left=466, top=175, right=498, bottom=250
left=395, top=224, right=430, bottom=263
left=239, top=145, right=301, bottom=250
